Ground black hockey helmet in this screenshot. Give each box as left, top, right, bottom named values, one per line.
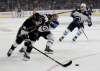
left=32, top=13, right=42, bottom=21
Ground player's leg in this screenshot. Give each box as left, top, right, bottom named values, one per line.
left=23, top=31, right=39, bottom=59
left=59, top=29, right=70, bottom=42
left=72, top=23, right=84, bottom=41
left=59, top=21, right=76, bottom=42
left=7, top=29, right=25, bottom=57
left=19, top=30, right=39, bottom=53
left=42, top=32, right=54, bottom=53
left=19, top=43, right=27, bottom=53
left=72, top=29, right=82, bottom=41
left=23, top=40, right=35, bottom=60
left=7, top=36, right=23, bottom=57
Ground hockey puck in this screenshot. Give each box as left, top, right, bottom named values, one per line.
left=75, top=64, right=79, bottom=66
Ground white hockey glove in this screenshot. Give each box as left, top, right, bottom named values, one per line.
left=21, top=30, right=28, bottom=35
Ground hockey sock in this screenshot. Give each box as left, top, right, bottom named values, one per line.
left=10, top=41, right=19, bottom=50
left=63, top=30, right=68, bottom=36
left=73, top=30, right=82, bottom=41
left=60, top=29, right=70, bottom=39
left=46, top=39, right=54, bottom=48
left=24, top=41, right=33, bottom=53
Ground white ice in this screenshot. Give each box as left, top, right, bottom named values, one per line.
left=0, top=16, right=100, bottom=71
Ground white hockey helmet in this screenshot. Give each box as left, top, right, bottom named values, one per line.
left=80, top=3, right=86, bottom=8
left=80, top=3, right=87, bottom=11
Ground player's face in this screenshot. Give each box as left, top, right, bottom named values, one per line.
left=80, top=6, right=86, bottom=12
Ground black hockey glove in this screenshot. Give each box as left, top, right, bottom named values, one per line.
left=88, top=23, right=92, bottom=27
left=88, top=21, right=92, bottom=27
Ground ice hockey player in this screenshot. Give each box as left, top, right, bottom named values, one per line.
left=20, top=14, right=59, bottom=59
left=59, top=3, right=92, bottom=42
left=7, top=13, right=45, bottom=57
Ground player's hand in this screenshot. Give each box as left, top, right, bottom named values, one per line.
left=88, top=21, right=92, bottom=27
left=21, top=30, right=28, bottom=35
left=88, top=23, right=92, bottom=27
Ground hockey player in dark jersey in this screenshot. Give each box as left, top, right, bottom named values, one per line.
left=59, top=3, right=92, bottom=42
left=20, top=14, right=59, bottom=59
left=7, top=13, right=45, bottom=57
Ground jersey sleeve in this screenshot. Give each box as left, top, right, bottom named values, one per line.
left=50, top=21, right=59, bottom=28
left=21, top=19, right=36, bottom=32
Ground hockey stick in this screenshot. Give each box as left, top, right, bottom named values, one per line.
left=32, top=46, right=72, bottom=67
left=81, top=28, right=88, bottom=40
left=55, top=11, right=72, bottom=15
left=43, top=10, right=72, bottom=15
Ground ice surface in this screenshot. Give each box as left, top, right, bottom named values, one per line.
left=0, top=16, right=100, bottom=71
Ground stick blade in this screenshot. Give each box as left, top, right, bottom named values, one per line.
left=62, top=60, right=72, bottom=67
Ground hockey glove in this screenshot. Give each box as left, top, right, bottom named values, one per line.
left=88, top=21, right=92, bottom=27
left=21, top=30, right=28, bottom=35
left=88, top=23, right=92, bottom=27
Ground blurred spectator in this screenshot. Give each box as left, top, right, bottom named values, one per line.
left=0, top=0, right=99, bottom=12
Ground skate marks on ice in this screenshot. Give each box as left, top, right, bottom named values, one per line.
left=0, top=49, right=100, bottom=71
left=47, top=52, right=100, bottom=71
left=0, top=53, right=25, bottom=64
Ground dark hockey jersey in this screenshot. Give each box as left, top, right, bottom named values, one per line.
left=21, top=13, right=45, bottom=32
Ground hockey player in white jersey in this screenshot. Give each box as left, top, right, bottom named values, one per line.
left=59, top=3, right=92, bottom=42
